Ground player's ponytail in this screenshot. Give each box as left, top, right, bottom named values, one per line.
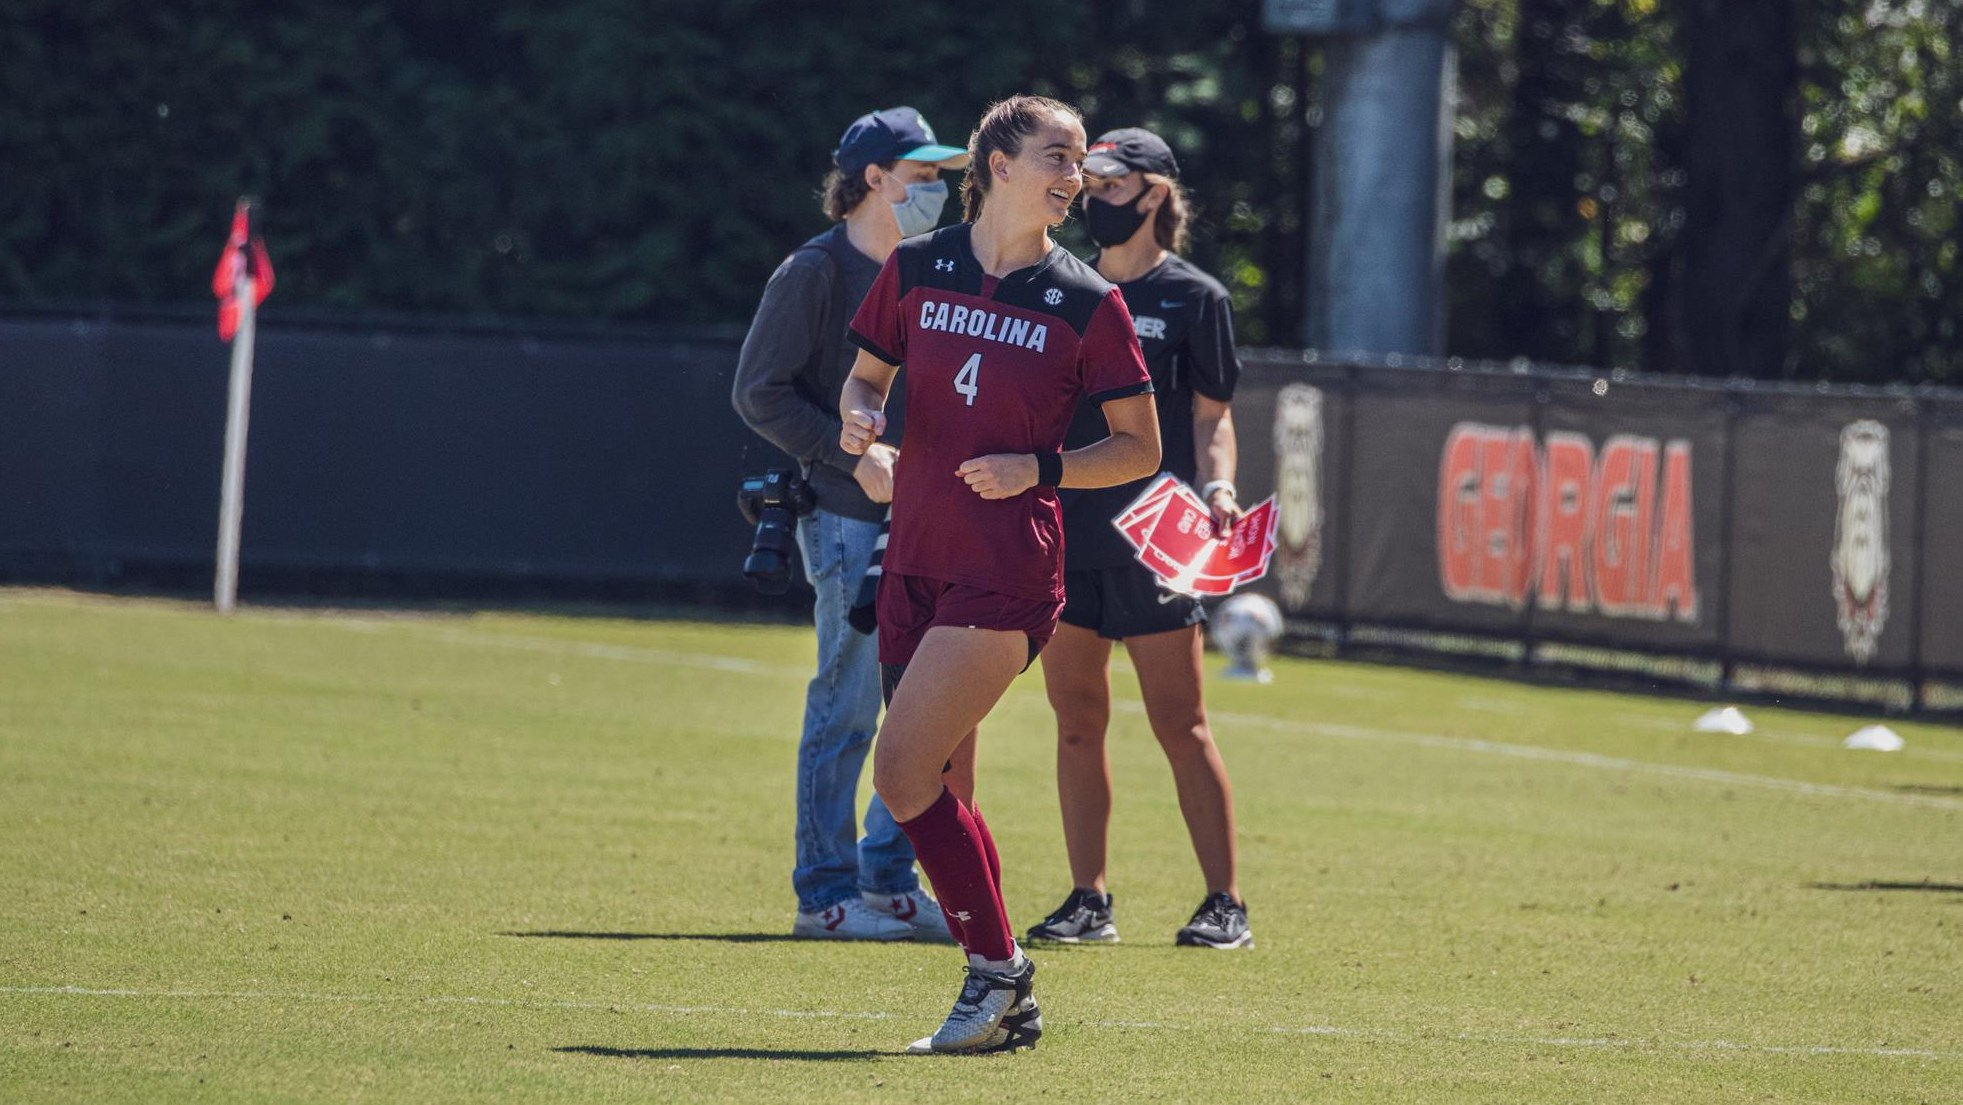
left=1145, top=173, right=1191, bottom=254
left=961, top=95, right=1082, bottom=222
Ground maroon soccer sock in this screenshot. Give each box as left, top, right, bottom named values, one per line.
left=896, top=788, right=1015, bottom=962
left=969, top=804, right=1004, bottom=902
left=933, top=809, right=969, bottom=948
left=938, top=901, right=968, bottom=948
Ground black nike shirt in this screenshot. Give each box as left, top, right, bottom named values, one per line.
left=1058, top=252, right=1242, bottom=569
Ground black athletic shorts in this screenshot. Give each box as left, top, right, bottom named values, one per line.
left=1059, top=562, right=1207, bottom=641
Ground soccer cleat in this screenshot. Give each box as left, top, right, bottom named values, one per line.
left=791, top=897, right=914, bottom=941
left=1175, top=892, right=1253, bottom=949
left=1024, top=888, right=1119, bottom=944
left=906, top=956, right=1041, bottom=1054
left=863, top=889, right=956, bottom=943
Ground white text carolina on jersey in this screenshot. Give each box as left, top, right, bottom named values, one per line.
left=915, top=299, right=1050, bottom=353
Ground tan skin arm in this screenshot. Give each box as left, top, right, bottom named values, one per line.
left=1193, top=393, right=1245, bottom=532
left=958, top=392, right=1160, bottom=498
left=843, top=347, right=1162, bottom=497
left=839, top=348, right=899, bottom=450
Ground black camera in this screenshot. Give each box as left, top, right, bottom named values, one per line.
left=736, top=468, right=817, bottom=594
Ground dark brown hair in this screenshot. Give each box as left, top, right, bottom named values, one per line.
left=819, top=161, right=895, bottom=222
left=960, top=95, right=1083, bottom=222
left=1143, top=172, right=1192, bottom=254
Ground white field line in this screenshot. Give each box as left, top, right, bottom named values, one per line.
left=1628, top=714, right=1963, bottom=763
left=321, top=617, right=1963, bottom=811
left=0, top=591, right=793, bottom=679
left=348, top=619, right=1963, bottom=774
left=4, top=984, right=1955, bottom=1061
left=12, top=591, right=1958, bottom=808
left=1721, top=730, right=1963, bottom=762
left=1197, top=707, right=1963, bottom=812
left=317, top=618, right=797, bottom=678
left=312, top=613, right=1963, bottom=771
left=402, top=626, right=787, bottom=677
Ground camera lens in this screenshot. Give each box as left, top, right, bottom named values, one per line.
left=737, top=469, right=814, bottom=595
left=743, top=508, right=798, bottom=594
left=744, top=549, right=791, bottom=593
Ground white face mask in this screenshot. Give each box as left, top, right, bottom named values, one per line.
left=892, top=180, right=948, bottom=237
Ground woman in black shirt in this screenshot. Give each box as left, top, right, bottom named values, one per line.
left=1028, top=128, right=1253, bottom=951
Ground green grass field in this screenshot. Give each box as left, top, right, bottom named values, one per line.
left=2, top=588, right=1958, bottom=1103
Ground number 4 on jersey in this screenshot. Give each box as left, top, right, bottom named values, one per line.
left=954, top=352, right=980, bottom=407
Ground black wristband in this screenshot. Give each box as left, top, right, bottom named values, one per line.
left=1034, top=452, right=1063, bottom=488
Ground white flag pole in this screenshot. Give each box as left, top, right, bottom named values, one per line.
left=214, top=268, right=257, bottom=615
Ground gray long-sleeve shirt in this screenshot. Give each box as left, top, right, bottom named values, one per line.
left=730, top=224, right=905, bottom=522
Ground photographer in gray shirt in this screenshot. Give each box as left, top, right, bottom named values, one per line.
left=732, top=107, right=968, bottom=939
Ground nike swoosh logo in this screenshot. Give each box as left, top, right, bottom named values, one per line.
left=1160, top=300, right=1183, bottom=308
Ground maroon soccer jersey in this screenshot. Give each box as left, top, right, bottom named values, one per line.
left=849, top=224, right=1152, bottom=602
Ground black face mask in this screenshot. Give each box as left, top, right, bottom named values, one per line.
left=1085, top=191, right=1150, bottom=248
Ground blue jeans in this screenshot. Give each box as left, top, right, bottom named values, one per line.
left=792, top=508, right=918, bottom=912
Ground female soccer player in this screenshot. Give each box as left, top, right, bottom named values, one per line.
left=839, top=96, right=1160, bottom=1054
left=1024, top=128, right=1253, bottom=951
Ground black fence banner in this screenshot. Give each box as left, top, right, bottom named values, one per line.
left=1230, top=351, right=1956, bottom=710
left=1344, top=368, right=1543, bottom=638
left=1525, top=375, right=1728, bottom=654
left=1725, top=393, right=1924, bottom=675
left=0, top=313, right=765, bottom=598
left=1, top=314, right=1956, bottom=709
left=1229, top=359, right=1352, bottom=626
left=1918, top=408, right=1963, bottom=683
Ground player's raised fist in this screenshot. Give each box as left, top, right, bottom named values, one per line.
left=841, top=409, right=886, bottom=455
left=956, top=454, right=1038, bottom=500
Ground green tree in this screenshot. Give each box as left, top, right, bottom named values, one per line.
left=1, top=0, right=1954, bottom=382
left=1790, top=0, right=1961, bottom=383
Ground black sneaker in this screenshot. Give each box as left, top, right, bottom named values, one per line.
left=1175, top=892, right=1253, bottom=949
left=1024, top=888, right=1118, bottom=944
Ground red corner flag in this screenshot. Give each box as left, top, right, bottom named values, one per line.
left=211, top=199, right=274, bottom=341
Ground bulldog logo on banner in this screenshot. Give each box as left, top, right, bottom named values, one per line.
left=1272, top=384, right=1325, bottom=611
left=1831, top=420, right=1891, bottom=664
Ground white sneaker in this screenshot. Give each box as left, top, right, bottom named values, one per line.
left=791, top=897, right=913, bottom=941
left=864, top=889, right=955, bottom=943
left=906, top=955, right=1041, bottom=1054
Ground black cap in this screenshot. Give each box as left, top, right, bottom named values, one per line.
left=833, top=107, right=971, bottom=176
left=1085, top=128, right=1179, bottom=179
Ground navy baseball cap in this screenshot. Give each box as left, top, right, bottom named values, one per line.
left=834, top=107, right=971, bottom=176
left=1085, top=128, right=1180, bottom=179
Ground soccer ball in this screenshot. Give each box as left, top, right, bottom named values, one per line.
left=1210, top=593, right=1283, bottom=683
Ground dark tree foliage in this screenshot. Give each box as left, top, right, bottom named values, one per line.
left=1790, top=0, right=1961, bottom=382
left=1450, top=0, right=1694, bottom=371
left=1448, top=0, right=1957, bottom=382
left=1496, top=0, right=1594, bottom=364
left=0, top=0, right=1953, bottom=380
left=0, top=0, right=1082, bottom=323
left=0, top=0, right=1312, bottom=339
left=1676, top=0, right=1796, bottom=380
left=1040, top=0, right=1317, bottom=347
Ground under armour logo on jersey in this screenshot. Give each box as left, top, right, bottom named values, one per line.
left=1043, top=288, right=1063, bottom=306
left=935, top=258, right=955, bottom=272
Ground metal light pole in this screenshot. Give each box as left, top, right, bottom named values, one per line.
left=1266, top=0, right=1457, bottom=358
